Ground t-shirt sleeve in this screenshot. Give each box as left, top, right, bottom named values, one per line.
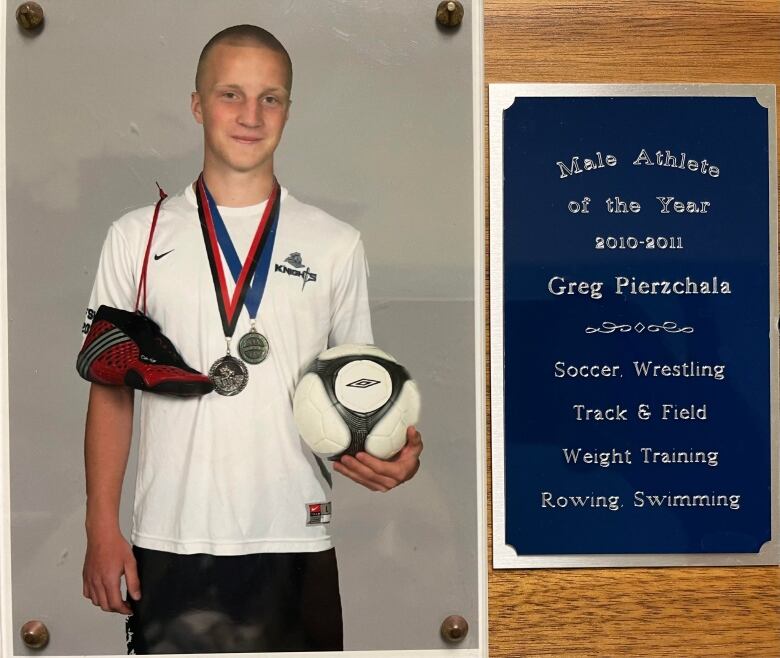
left=80, top=223, right=137, bottom=343
left=328, top=233, right=373, bottom=347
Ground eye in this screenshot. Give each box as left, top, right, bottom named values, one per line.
left=262, top=95, right=282, bottom=106
left=221, top=91, right=239, bottom=100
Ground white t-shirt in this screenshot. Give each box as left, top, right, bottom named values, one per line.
left=82, top=183, right=373, bottom=555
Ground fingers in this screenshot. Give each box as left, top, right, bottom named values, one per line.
left=333, top=456, right=396, bottom=492
left=85, top=574, right=131, bottom=614
left=106, top=578, right=132, bottom=615
left=395, top=426, right=423, bottom=463
left=334, top=426, right=423, bottom=491
left=360, top=428, right=422, bottom=476
left=124, top=554, right=142, bottom=602
left=353, top=451, right=408, bottom=481
left=406, top=425, right=423, bottom=453
left=84, top=577, right=109, bottom=611
left=83, top=543, right=137, bottom=614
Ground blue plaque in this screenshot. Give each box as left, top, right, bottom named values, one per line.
left=489, top=85, right=779, bottom=568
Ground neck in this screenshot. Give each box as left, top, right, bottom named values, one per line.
left=200, top=166, right=275, bottom=207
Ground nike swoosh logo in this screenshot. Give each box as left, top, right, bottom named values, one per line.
left=154, top=249, right=174, bottom=261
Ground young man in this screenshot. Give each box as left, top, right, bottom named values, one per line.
left=80, top=25, right=422, bottom=654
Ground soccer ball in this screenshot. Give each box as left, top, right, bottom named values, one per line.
left=293, top=344, right=421, bottom=460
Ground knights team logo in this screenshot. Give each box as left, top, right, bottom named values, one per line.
left=284, top=252, right=304, bottom=268
left=275, top=252, right=318, bottom=290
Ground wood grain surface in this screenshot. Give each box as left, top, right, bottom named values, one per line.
left=484, top=1, right=780, bottom=656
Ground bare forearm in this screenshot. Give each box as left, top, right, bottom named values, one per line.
left=82, top=384, right=139, bottom=614
left=84, top=383, right=134, bottom=534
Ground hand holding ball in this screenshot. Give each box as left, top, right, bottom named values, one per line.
left=293, top=345, right=421, bottom=459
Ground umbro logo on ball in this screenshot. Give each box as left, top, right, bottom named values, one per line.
left=347, top=378, right=381, bottom=389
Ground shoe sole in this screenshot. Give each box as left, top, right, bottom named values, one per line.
left=124, top=369, right=214, bottom=397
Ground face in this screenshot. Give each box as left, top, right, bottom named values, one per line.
left=191, top=43, right=291, bottom=178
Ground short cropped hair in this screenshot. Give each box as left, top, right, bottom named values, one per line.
left=196, top=25, right=293, bottom=93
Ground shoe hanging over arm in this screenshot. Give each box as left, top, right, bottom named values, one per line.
left=76, top=184, right=214, bottom=397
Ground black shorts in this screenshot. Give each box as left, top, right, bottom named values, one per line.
left=125, top=546, right=343, bottom=654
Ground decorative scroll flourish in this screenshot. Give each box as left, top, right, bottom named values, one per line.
left=585, top=321, right=694, bottom=335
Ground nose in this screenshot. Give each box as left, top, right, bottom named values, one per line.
left=237, top=100, right=263, bottom=128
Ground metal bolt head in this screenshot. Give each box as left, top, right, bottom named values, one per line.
left=436, top=0, right=464, bottom=28
left=21, top=620, right=50, bottom=650
left=16, top=2, right=44, bottom=30
left=440, top=614, right=469, bottom=642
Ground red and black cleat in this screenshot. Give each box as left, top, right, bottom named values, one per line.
left=77, top=305, right=213, bottom=396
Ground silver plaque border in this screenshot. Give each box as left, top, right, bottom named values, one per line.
left=489, top=83, right=779, bottom=569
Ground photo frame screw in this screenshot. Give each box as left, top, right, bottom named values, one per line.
left=436, top=0, right=464, bottom=28
left=21, top=620, right=50, bottom=650
left=440, top=614, right=469, bottom=642
left=16, top=2, right=44, bottom=30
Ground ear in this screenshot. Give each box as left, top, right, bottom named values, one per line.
left=191, top=91, right=204, bottom=125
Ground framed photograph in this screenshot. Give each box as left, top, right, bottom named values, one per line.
left=0, top=1, right=486, bottom=655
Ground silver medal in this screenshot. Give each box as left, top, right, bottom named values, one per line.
left=238, top=330, right=269, bottom=364
left=208, top=354, right=248, bottom=396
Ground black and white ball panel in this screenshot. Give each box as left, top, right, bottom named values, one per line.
left=364, top=379, right=421, bottom=459
left=293, top=344, right=420, bottom=459
left=293, top=372, right=352, bottom=457
left=317, top=344, right=398, bottom=364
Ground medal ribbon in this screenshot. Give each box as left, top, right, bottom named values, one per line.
left=196, top=174, right=280, bottom=338
left=135, top=183, right=168, bottom=315
left=202, top=182, right=280, bottom=320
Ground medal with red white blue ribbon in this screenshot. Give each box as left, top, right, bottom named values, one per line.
left=195, top=173, right=280, bottom=395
